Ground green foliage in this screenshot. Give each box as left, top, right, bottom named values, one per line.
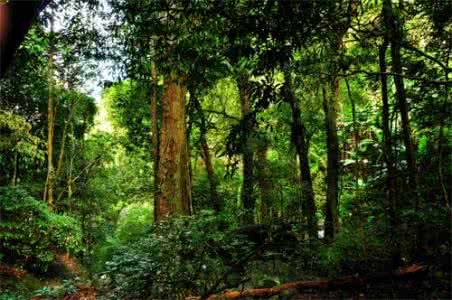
left=31, top=279, right=77, bottom=300
left=101, top=211, right=254, bottom=299
left=319, top=224, right=390, bottom=277
left=0, top=187, right=83, bottom=271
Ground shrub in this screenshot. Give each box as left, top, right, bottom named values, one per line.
left=102, top=211, right=254, bottom=299
left=0, top=187, right=83, bottom=271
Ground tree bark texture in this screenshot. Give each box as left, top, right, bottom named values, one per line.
left=239, top=77, right=255, bottom=224
left=322, top=82, right=340, bottom=241
left=44, top=17, right=55, bottom=208
left=150, top=64, right=161, bottom=222
left=155, top=77, right=192, bottom=222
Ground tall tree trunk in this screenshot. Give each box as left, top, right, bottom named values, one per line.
left=379, top=41, right=400, bottom=266
left=437, top=41, right=450, bottom=207
left=56, top=97, right=77, bottom=179
left=44, top=17, right=55, bottom=208
left=201, top=136, right=220, bottom=211
left=255, top=143, right=272, bottom=224
left=67, top=123, right=75, bottom=202
left=382, top=0, right=417, bottom=193
left=155, top=76, right=192, bottom=222
left=284, top=70, right=317, bottom=238
left=345, top=78, right=359, bottom=186
left=322, top=83, right=340, bottom=242
left=238, top=77, right=255, bottom=224
left=321, top=0, right=356, bottom=239
left=150, top=64, right=161, bottom=222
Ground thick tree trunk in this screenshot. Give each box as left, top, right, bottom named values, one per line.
left=284, top=70, right=317, bottom=238
left=155, top=76, right=192, bottom=222
left=239, top=77, right=255, bottom=224
left=383, top=0, right=417, bottom=192
left=150, top=64, right=160, bottom=222
left=44, top=18, right=55, bottom=208
left=322, top=83, right=340, bottom=241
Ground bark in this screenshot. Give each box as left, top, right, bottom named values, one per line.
left=56, top=97, right=77, bottom=178
left=322, top=83, right=340, bottom=242
left=198, top=264, right=426, bottom=299
left=284, top=70, right=317, bottom=238
left=44, top=17, right=55, bottom=208
left=238, top=77, right=255, bottom=224
left=155, top=76, right=192, bottom=222
left=11, top=151, right=18, bottom=186
left=321, top=0, right=356, bottom=240
left=382, top=0, right=417, bottom=193
left=150, top=64, right=161, bottom=222
left=201, top=137, right=220, bottom=211
left=437, top=41, right=450, bottom=207
left=380, top=41, right=401, bottom=266
left=67, top=123, right=75, bottom=201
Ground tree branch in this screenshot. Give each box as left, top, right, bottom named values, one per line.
left=319, top=70, right=452, bottom=86
left=203, top=109, right=240, bottom=121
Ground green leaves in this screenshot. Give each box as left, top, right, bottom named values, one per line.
left=102, top=211, right=254, bottom=298
left=0, top=187, right=84, bottom=271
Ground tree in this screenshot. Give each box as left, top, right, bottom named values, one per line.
left=382, top=0, right=417, bottom=200
left=283, top=68, right=317, bottom=238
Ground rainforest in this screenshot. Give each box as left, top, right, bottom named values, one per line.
left=0, top=0, right=451, bottom=299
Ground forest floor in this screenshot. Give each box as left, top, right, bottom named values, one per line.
left=2, top=262, right=444, bottom=300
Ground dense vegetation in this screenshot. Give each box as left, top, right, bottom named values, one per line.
left=0, top=0, right=450, bottom=299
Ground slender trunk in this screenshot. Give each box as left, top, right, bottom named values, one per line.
left=321, top=0, right=357, bottom=241
left=201, top=137, right=220, bottom=211
left=345, top=78, right=359, bottom=186
left=11, top=152, right=18, bottom=186
left=284, top=70, right=317, bottom=238
left=193, top=95, right=221, bottom=211
left=56, top=98, right=77, bottom=178
left=380, top=41, right=400, bottom=266
left=44, top=17, right=55, bottom=208
left=67, top=123, right=75, bottom=202
left=150, top=64, right=161, bottom=222
left=239, top=77, right=255, bottom=224
left=155, top=76, right=192, bottom=222
left=322, top=83, right=340, bottom=242
left=383, top=0, right=417, bottom=194
left=438, top=42, right=450, bottom=206
left=255, top=144, right=272, bottom=224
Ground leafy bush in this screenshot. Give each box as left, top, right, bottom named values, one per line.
left=115, top=204, right=153, bottom=244
left=89, top=203, right=152, bottom=272
left=102, top=211, right=254, bottom=299
left=31, top=279, right=78, bottom=299
left=0, top=187, right=84, bottom=271
left=318, top=221, right=391, bottom=277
